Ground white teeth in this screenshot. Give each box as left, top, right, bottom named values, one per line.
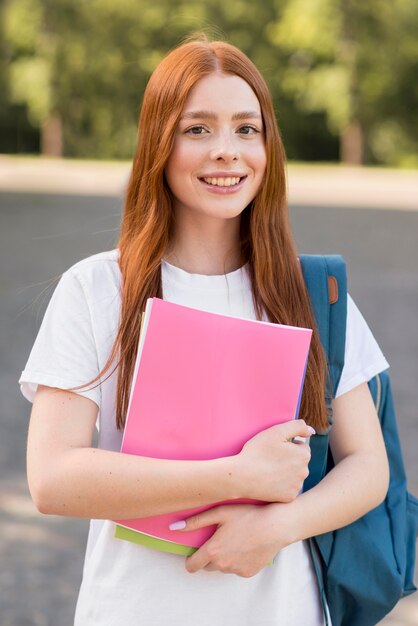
left=203, top=177, right=242, bottom=187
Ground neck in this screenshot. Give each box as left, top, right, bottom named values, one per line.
left=165, top=214, right=243, bottom=275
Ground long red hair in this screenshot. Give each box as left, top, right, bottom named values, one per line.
left=90, top=36, right=329, bottom=432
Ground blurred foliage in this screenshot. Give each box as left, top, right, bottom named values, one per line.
left=1, top=0, right=417, bottom=165
left=267, top=0, right=418, bottom=165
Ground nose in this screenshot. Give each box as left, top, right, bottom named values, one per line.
left=209, top=130, right=239, bottom=162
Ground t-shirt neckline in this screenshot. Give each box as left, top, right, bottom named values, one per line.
left=161, top=259, right=249, bottom=292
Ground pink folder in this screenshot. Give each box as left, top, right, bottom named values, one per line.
left=114, top=298, right=312, bottom=555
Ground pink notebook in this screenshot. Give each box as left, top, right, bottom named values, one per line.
left=114, top=298, right=312, bottom=555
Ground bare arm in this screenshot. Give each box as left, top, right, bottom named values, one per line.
left=27, top=385, right=313, bottom=519
left=282, top=381, right=389, bottom=539
left=179, top=382, right=390, bottom=576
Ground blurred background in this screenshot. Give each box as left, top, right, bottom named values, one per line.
left=1, top=0, right=417, bottom=624
left=1, top=0, right=418, bottom=166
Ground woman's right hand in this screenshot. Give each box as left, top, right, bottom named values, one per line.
left=235, top=420, right=314, bottom=503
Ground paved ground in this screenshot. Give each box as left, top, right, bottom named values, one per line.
left=1, top=155, right=418, bottom=211
left=0, top=158, right=417, bottom=624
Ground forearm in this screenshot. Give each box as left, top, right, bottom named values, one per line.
left=274, top=448, right=389, bottom=544
left=31, top=447, right=238, bottom=519
left=178, top=384, right=391, bottom=578
left=280, top=383, right=390, bottom=544
left=28, top=386, right=316, bottom=521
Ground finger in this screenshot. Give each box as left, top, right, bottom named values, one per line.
left=169, top=508, right=222, bottom=533
left=274, top=419, right=315, bottom=441
left=203, top=563, right=218, bottom=572
left=185, top=545, right=211, bottom=573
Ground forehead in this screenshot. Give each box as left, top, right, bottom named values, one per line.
left=182, top=72, right=261, bottom=114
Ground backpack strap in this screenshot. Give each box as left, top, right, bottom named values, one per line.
left=299, top=255, right=348, bottom=491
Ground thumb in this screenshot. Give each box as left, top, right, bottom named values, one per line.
left=169, top=509, right=221, bottom=533
left=277, top=419, right=316, bottom=441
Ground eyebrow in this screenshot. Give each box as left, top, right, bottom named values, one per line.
left=180, top=110, right=262, bottom=121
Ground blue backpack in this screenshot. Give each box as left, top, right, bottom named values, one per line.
left=300, top=255, right=418, bottom=626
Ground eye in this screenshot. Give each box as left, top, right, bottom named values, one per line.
left=238, top=125, right=260, bottom=135
left=185, top=125, right=208, bottom=135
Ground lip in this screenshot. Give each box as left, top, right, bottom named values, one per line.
left=199, top=171, right=247, bottom=178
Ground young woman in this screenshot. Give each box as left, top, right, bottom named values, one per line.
left=21, top=37, right=390, bottom=625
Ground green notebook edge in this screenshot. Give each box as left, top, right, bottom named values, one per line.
left=114, top=524, right=198, bottom=556
left=114, top=524, right=273, bottom=565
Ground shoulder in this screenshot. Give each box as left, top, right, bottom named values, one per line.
left=62, top=249, right=121, bottom=299
left=67, top=249, right=120, bottom=282
left=45, top=249, right=121, bottom=321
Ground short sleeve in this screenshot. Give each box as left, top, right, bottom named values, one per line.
left=19, top=269, right=101, bottom=407
left=336, top=294, right=389, bottom=398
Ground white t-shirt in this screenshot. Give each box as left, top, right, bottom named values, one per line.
left=19, top=249, right=389, bottom=626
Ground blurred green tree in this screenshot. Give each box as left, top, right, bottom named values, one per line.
left=266, top=0, right=418, bottom=165
left=0, top=0, right=336, bottom=159
left=2, top=0, right=46, bottom=152
left=1, top=0, right=417, bottom=165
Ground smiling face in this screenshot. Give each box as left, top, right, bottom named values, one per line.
left=165, top=72, right=267, bottom=225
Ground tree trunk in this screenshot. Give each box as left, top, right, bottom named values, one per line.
left=41, top=115, right=63, bottom=157
left=340, top=121, right=364, bottom=165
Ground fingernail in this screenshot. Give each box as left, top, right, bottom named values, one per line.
left=169, top=520, right=186, bottom=531
left=307, top=426, right=316, bottom=436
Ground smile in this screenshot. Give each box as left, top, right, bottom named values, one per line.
left=198, top=176, right=247, bottom=194
left=202, top=176, right=243, bottom=187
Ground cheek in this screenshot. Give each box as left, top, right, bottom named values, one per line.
left=253, top=144, right=267, bottom=181
left=166, top=142, right=201, bottom=183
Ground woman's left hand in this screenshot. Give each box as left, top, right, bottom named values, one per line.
left=176, top=503, right=293, bottom=578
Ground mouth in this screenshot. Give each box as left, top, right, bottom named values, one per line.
left=198, top=175, right=247, bottom=192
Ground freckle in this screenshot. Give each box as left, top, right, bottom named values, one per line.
left=228, top=472, right=232, bottom=476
